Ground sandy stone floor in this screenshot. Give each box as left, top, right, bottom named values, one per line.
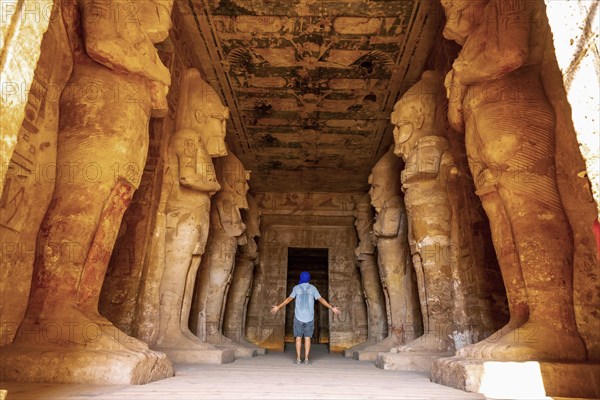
left=0, top=344, right=485, bottom=399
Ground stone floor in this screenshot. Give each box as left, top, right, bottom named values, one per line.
left=0, top=345, right=484, bottom=399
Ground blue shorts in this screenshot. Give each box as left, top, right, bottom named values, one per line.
left=293, top=317, right=314, bottom=338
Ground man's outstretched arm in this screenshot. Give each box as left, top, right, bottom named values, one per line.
left=318, top=297, right=341, bottom=315
left=271, top=297, right=294, bottom=315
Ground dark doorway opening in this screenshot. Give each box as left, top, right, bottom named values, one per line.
left=285, top=248, right=329, bottom=344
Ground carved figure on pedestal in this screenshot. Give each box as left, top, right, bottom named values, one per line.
left=390, top=71, right=456, bottom=354
left=192, top=153, right=255, bottom=357
left=223, top=193, right=265, bottom=354
left=441, top=0, right=586, bottom=361
left=345, top=194, right=387, bottom=357
left=154, top=68, right=234, bottom=364
left=3, top=0, right=175, bottom=384
left=356, top=147, right=421, bottom=359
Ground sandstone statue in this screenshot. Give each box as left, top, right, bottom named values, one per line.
left=2, top=0, right=175, bottom=384
left=223, top=193, right=265, bottom=354
left=153, top=68, right=234, bottom=364
left=345, top=194, right=387, bottom=357
left=192, top=152, right=255, bottom=357
left=356, top=147, right=422, bottom=359
left=0, top=2, right=72, bottom=347
left=441, top=0, right=586, bottom=361
left=389, top=71, right=456, bottom=354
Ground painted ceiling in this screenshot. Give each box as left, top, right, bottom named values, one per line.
left=173, top=0, right=441, bottom=192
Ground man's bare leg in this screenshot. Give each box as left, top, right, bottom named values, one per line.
left=295, top=337, right=302, bottom=362
left=304, top=337, right=311, bottom=363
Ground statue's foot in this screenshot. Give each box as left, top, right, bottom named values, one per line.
left=476, top=323, right=587, bottom=361
left=456, top=320, right=524, bottom=359
left=156, top=331, right=218, bottom=351
left=363, top=332, right=405, bottom=352
left=206, top=333, right=234, bottom=346
left=19, top=308, right=145, bottom=353
left=394, top=332, right=454, bottom=353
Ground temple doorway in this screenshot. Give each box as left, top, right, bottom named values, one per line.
left=285, top=247, right=329, bottom=344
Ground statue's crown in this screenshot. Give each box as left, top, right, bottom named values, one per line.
left=372, top=145, right=401, bottom=173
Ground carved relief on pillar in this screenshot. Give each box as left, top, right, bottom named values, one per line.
left=0, top=0, right=54, bottom=193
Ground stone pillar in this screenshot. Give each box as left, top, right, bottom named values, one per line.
left=376, top=71, right=457, bottom=371
left=1, top=0, right=53, bottom=193
left=344, top=194, right=387, bottom=357
left=0, top=0, right=72, bottom=347
left=0, top=0, right=175, bottom=384
left=151, top=68, right=234, bottom=364
left=432, top=1, right=598, bottom=398
left=191, top=152, right=255, bottom=358
left=354, top=147, right=422, bottom=361
left=223, top=193, right=266, bottom=354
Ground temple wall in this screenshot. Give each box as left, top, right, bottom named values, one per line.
left=1, top=0, right=54, bottom=193
left=246, top=193, right=368, bottom=352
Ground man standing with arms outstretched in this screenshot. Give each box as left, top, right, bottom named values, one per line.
left=271, top=272, right=341, bottom=364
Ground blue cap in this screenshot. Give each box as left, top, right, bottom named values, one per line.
left=299, top=271, right=310, bottom=284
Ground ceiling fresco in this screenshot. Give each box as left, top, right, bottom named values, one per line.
left=174, top=0, right=441, bottom=192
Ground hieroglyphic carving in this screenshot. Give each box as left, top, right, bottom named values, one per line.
left=1, top=0, right=54, bottom=193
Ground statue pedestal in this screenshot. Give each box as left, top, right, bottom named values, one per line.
left=353, top=349, right=383, bottom=361
left=431, top=357, right=600, bottom=399
left=354, top=340, right=398, bottom=361
left=343, top=340, right=376, bottom=358
left=376, top=351, right=453, bottom=372
left=212, top=342, right=256, bottom=358
left=0, top=344, right=173, bottom=384
left=154, top=347, right=235, bottom=364
left=254, top=347, right=267, bottom=355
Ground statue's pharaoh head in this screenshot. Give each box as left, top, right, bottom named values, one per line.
left=137, top=0, right=175, bottom=43
left=215, top=152, right=250, bottom=210
left=440, top=0, right=488, bottom=45
left=391, top=71, right=444, bottom=158
left=369, top=146, right=402, bottom=212
left=176, top=69, right=229, bottom=157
